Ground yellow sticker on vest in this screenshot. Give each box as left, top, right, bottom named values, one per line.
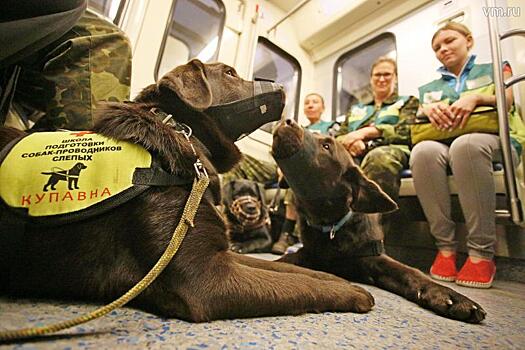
left=0, top=131, right=152, bottom=217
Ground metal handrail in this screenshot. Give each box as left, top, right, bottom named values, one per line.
left=505, top=74, right=525, bottom=88
left=501, top=28, right=525, bottom=40
left=486, top=0, right=525, bottom=225
left=266, top=0, right=311, bottom=34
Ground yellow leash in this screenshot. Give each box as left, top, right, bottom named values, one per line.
left=0, top=176, right=209, bottom=342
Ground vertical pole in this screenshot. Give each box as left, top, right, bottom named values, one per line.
left=486, top=0, right=523, bottom=224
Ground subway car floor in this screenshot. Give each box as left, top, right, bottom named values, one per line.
left=0, top=254, right=524, bottom=350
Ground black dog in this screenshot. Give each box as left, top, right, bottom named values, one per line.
left=42, top=162, right=87, bottom=191
left=272, top=120, right=486, bottom=323
left=222, top=179, right=272, bottom=253
left=0, top=60, right=377, bottom=322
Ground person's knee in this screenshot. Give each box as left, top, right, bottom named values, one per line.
left=362, top=147, right=405, bottom=184
left=409, top=141, right=446, bottom=168
left=362, top=146, right=396, bottom=168
left=449, top=134, right=492, bottom=164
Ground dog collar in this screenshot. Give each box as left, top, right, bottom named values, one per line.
left=306, top=210, right=353, bottom=240
left=153, top=108, right=208, bottom=179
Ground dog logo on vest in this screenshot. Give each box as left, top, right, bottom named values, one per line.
left=42, top=162, right=88, bottom=192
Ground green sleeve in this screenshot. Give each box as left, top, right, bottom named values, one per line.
left=336, top=110, right=351, bottom=137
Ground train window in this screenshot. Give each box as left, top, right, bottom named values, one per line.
left=333, top=33, right=396, bottom=119
left=253, top=37, right=301, bottom=131
left=156, top=0, right=226, bottom=79
left=87, top=0, right=126, bottom=23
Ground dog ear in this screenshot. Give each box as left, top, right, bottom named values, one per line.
left=344, top=165, right=398, bottom=213
left=158, top=59, right=212, bottom=111
left=222, top=180, right=235, bottom=207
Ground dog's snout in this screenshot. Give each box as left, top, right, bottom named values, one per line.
left=254, top=81, right=283, bottom=95
left=245, top=203, right=258, bottom=213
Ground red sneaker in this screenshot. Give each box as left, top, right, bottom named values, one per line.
left=456, top=258, right=496, bottom=289
left=430, top=252, right=457, bottom=282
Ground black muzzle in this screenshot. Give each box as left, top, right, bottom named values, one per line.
left=206, top=81, right=284, bottom=141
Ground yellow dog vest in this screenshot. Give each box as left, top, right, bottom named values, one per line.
left=0, top=131, right=154, bottom=223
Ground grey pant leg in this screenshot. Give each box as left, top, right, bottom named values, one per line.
left=449, top=133, right=517, bottom=259
left=410, top=141, right=457, bottom=251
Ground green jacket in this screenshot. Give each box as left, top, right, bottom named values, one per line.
left=419, top=61, right=525, bottom=155
left=337, top=94, right=419, bottom=154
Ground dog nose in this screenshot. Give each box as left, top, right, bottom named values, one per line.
left=245, top=203, right=257, bottom=213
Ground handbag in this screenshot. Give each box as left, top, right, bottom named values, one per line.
left=410, top=106, right=499, bottom=144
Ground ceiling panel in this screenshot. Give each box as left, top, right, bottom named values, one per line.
left=264, top=0, right=304, bottom=13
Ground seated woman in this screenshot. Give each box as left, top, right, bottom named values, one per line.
left=336, top=57, right=418, bottom=203
left=409, top=22, right=525, bottom=288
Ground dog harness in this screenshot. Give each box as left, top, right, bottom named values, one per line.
left=0, top=131, right=191, bottom=225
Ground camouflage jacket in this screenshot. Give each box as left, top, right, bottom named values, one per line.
left=337, top=94, right=419, bottom=150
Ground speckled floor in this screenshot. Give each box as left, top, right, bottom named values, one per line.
left=1, top=262, right=524, bottom=349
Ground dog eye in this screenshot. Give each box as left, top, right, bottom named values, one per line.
left=322, top=143, right=330, bottom=150
left=225, top=69, right=235, bottom=76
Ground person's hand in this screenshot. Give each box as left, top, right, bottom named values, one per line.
left=348, top=140, right=367, bottom=157
left=339, top=130, right=364, bottom=150
left=422, top=102, right=455, bottom=130
left=450, top=95, right=478, bottom=129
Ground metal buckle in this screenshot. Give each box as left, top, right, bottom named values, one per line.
left=329, top=226, right=336, bottom=240
left=193, top=159, right=208, bottom=179
left=173, top=123, right=209, bottom=179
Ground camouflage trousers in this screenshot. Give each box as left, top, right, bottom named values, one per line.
left=222, top=154, right=278, bottom=184
left=13, top=11, right=132, bottom=130
left=360, top=145, right=409, bottom=202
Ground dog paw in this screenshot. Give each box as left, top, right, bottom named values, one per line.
left=345, top=284, right=375, bottom=313
left=417, top=284, right=486, bottom=323
left=229, top=244, right=243, bottom=254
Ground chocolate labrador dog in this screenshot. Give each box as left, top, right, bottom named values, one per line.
left=272, top=119, right=486, bottom=323
left=0, top=60, right=375, bottom=322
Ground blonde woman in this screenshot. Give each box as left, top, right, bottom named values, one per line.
left=337, top=57, right=418, bottom=203
left=410, top=22, right=525, bottom=288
